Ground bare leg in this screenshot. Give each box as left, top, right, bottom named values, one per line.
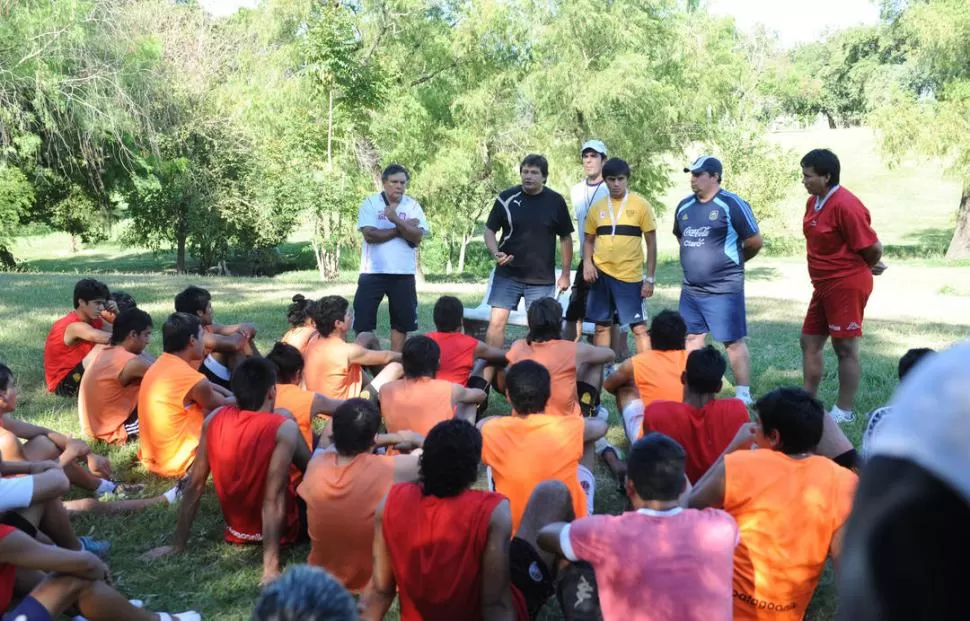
left=686, top=333, right=707, bottom=352
left=592, top=324, right=611, bottom=349
left=800, top=334, right=828, bottom=397
left=514, top=480, right=575, bottom=575
left=609, top=325, right=630, bottom=361
left=564, top=320, right=581, bottom=343
left=815, top=412, right=855, bottom=460
left=485, top=307, right=510, bottom=348
left=370, top=362, right=403, bottom=393
left=832, top=337, right=862, bottom=411
left=725, top=339, right=751, bottom=387
left=22, top=435, right=102, bottom=493
left=64, top=495, right=167, bottom=514
left=16, top=498, right=82, bottom=550
left=76, top=579, right=167, bottom=621
left=454, top=402, right=477, bottom=425
left=613, top=383, right=639, bottom=414
left=631, top=324, right=650, bottom=354
left=390, top=329, right=407, bottom=353
left=355, top=332, right=381, bottom=350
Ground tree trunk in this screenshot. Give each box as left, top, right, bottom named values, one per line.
left=176, top=207, right=188, bottom=274
left=415, top=247, right=425, bottom=285
left=327, top=89, right=334, bottom=170
left=945, top=182, right=970, bottom=260
left=825, top=112, right=837, bottom=129
left=457, top=231, right=470, bottom=273
left=71, top=235, right=78, bottom=253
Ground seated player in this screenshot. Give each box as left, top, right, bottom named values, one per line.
left=99, top=290, right=138, bottom=324
left=78, top=308, right=154, bottom=445
left=642, top=346, right=750, bottom=482
left=43, top=278, right=114, bottom=396
left=479, top=360, right=607, bottom=534
left=304, top=296, right=403, bottom=401
left=175, top=285, right=259, bottom=389
left=539, top=433, right=739, bottom=621
left=689, top=387, right=858, bottom=621
left=0, top=524, right=199, bottom=621
left=360, top=419, right=577, bottom=621
left=1, top=363, right=143, bottom=500
left=426, top=294, right=508, bottom=385
left=860, top=347, right=935, bottom=460
left=505, top=297, right=615, bottom=419
left=379, top=335, right=486, bottom=436
left=145, top=358, right=310, bottom=586
left=252, top=565, right=357, bottom=621
left=281, top=293, right=318, bottom=354
left=266, top=342, right=346, bottom=450
left=605, top=310, right=689, bottom=443
left=298, top=399, right=423, bottom=593
left=138, top=312, right=236, bottom=478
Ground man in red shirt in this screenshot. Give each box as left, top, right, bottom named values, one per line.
left=800, top=149, right=886, bottom=469
left=43, top=279, right=115, bottom=396
left=642, top=346, right=750, bottom=483
left=144, top=357, right=310, bottom=586
left=360, top=419, right=576, bottom=621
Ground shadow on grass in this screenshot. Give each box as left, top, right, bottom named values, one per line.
left=884, top=226, right=954, bottom=259
left=20, top=249, right=182, bottom=274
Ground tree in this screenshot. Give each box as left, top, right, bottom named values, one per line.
left=870, top=0, right=970, bottom=258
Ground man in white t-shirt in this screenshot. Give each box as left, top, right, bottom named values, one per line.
left=354, top=164, right=430, bottom=352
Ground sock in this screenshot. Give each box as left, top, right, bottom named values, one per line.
left=163, top=486, right=180, bottom=505
left=735, top=385, right=751, bottom=401
left=576, top=381, right=600, bottom=417
left=95, top=479, right=116, bottom=496
left=831, top=404, right=854, bottom=418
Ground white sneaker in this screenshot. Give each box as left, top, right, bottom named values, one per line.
left=593, top=404, right=610, bottom=422
left=829, top=405, right=855, bottom=424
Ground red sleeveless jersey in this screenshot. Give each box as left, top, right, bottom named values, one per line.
left=43, top=311, right=103, bottom=391
left=205, top=406, right=300, bottom=545
left=382, top=483, right=528, bottom=620
left=427, top=331, right=478, bottom=385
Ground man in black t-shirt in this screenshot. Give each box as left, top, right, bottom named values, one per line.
left=483, top=154, right=574, bottom=349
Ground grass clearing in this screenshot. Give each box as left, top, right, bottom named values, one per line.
left=1, top=259, right=968, bottom=619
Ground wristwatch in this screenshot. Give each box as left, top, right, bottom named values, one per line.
left=644, top=276, right=656, bottom=284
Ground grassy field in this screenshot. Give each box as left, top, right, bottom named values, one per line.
left=2, top=126, right=969, bottom=618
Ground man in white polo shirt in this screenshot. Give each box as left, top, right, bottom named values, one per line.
left=354, top=164, right=429, bottom=352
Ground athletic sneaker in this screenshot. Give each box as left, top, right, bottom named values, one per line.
left=603, top=364, right=617, bottom=380
left=592, top=404, right=609, bottom=422
left=79, top=536, right=110, bottom=558
left=829, top=405, right=855, bottom=424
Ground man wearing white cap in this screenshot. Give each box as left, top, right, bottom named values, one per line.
left=673, top=156, right=762, bottom=405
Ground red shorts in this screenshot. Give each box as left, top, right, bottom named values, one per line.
left=802, top=274, right=873, bottom=338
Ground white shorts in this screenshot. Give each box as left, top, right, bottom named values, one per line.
left=0, top=476, right=34, bottom=512
left=622, top=399, right=645, bottom=444
left=577, top=464, right=596, bottom=516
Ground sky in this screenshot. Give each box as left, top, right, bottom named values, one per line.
left=200, top=0, right=882, bottom=47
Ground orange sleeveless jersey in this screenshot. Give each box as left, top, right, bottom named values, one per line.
left=275, top=383, right=316, bottom=449
left=137, top=353, right=206, bottom=478
left=379, top=377, right=454, bottom=437
left=481, top=414, right=586, bottom=533
left=206, top=406, right=301, bottom=545
left=304, top=337, right=363, bottom=400
left=632, top=349, right=688, bottom=410
left=43, top=311, right=104, bottom=391
left=282, top=326, right=318, bottom=354
left=297, top=451, right=396, bottom=592
left=506, top=339, right=581, bottom=417
left=78, top=346, right=138, bottom=444
left=724, top=450, right=857, bottom=620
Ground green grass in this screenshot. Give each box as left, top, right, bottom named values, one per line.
left=2, top=263, right=969, bottom=619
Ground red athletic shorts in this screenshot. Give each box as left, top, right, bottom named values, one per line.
left=802, top=272, right=873, bottom=338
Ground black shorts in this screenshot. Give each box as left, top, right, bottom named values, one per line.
left=53, top=362, right=85, bottom=397
left=123, top=408, right=140, bottom=440
left=565, top=268, right=589, bottom=323
left=353, top=273, right=418, bottom=334
left=201, top=355, right=232, bottom=390
left=510, top=537, right=554, bottom=619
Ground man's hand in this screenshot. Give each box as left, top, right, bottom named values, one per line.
left=556, top=271, right=571, bottom=295
left=394, top=430, right=424, bottom=452
left=77, top=552, right=111, bottom=582
left=493, top=251, right=514, bottom=266
left=28, top=460, right=61, bottom=474
left=87, top=454, right=112, bottom=479
left=726, top=422, right=761, bottom=453
left=383, top=202, right=399, bottom=221
left=104, top=299, right=120, bottom=316
left=140, top=545, right=182, bottom=562
left=583, top=260, right=598, bottom=284
left=871, top=260, right=888, bottom=276
left=62, top=438, right=91, bottom=461
left=641, top=281, right=655, bottom=298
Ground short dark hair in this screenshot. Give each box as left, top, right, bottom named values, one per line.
left=754, top=387, right=824, bottom=455
left=252, top=564, right=357, bottom=621
left=898, top=348, right=934, bottom=380
left=73, top=278, right=109, bottom=308
left=420, top=419, right=482, bottom=498
left=581, top=148, right=607, bottom=161
left=433, top=296, right=464, bottom=332
left=162, top=312, right=202, bottom=354
left=231, top=358, right=277, bottom=411
left=519, top=153, right=549, bottom=179
left=174, top=285, right=211, bottom=316
left=649, top=310, right=687, bottom=351
left=110, top=308, right=153, bottom=346
left=602, top=157, right=631, bottom=178
left=685, top=346, right=726, bottom=394
left=287, top=294, right=313, bottom=328
left=526, top=297, right=562, bottom=344
left=331, top=399, right=380, bottom=456
left=627, top=433, right=687, bottom=501
left=505, top=360, right=551, bottom=415
left=402, top=335, right=440, bottom=379
left=381, top=164, right=410, bottom=182
left=110, top=291, right=137, bottom=313
left=310, top=296, right=348, bottom=337
left=266, top=342, right=304, bottom=384
left=800, top=149, right=841, bottom=187
left=0, top=363, right=13, bottom=393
